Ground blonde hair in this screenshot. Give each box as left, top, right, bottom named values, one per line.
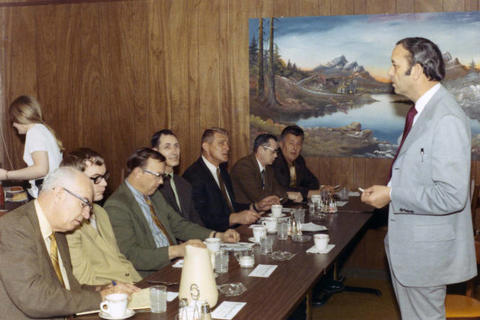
left=9, top=95, right=64, bottom=151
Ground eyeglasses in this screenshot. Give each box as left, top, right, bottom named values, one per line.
left=263, top=145, right=279, bottom=154
left=63, top=188, right=93, bottom=211
left=142, top=168, right=167, bottom=179
left=90, top=171, right=110, bottom=184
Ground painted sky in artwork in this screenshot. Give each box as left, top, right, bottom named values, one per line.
left=249, top=12, right=480, bottom=80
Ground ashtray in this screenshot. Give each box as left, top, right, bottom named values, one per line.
left=217, top=282, right=247, bottom=297
left=292, top=234, right=312, bottom=242
left=269, top=251, right=296, bottom=261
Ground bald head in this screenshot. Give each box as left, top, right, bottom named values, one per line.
left=38, top=167, right=94, bottom=232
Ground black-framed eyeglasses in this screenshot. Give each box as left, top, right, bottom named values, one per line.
left=63, top=187, right=93, bottom=211
left=263, top=145, right=279, bottom=154
left=90, top=171, right=110, bottom=184
left=142, top=168, right=167, bottom=179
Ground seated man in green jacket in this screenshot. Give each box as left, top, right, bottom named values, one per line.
left=105, top=147, right=239, bottom=277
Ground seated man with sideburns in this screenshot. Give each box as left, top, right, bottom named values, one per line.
left=62, top=148, right=142, bottom=285
left=105, top=147, right=239, bottom=277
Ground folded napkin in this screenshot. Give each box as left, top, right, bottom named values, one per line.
left=306, top=244, right=335, bottom=254
left=301, top=222, right=327, bottom=232
left=172, top=259, right=184, bottom=268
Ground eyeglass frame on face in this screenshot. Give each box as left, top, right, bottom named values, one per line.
left=141, top=168, right=167, bottom=179
left=262, top=145, right=279, bottom=154
left=89, top=171, right=110, bottom=184
left=63, top=187, right=93, bottom=211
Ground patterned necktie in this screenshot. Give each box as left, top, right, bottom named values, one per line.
left=388, top=105, right=418, bottom=179
left=289, top=164, right=297, bottom=187
left=143, top=196, right=174, bottom=245
left=49, top=233, right=65, bottom=287
left=217, top=167, right=234, bottom=212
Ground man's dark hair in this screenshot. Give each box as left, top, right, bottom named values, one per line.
left=61, top=148, right=104, bottom=172
left=126, top=147, right=165, bottom=175
left=396, top=37, right=445, bottom=81
left=151, top=129, right=177, bottom=148
left=253, top=133, right=278, bottom=152
left=280, top=125, right=304, bottom=141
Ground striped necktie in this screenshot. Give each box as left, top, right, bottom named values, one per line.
left=144, top=196, right=174, bottom=245
left=49, top=233, right=65, bottom=287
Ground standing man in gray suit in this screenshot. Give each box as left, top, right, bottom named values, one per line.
left=361, top=37, right=476, bottom=320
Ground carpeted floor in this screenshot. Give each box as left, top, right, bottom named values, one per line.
left=312, top=277, right=401, bottom=320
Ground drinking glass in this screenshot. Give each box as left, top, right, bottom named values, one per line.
left=214, top=250, right=229, bottom=273
left=150, top=285, right=167, bottom=313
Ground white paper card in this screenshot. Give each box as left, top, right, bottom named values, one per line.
left=349, top=191, right=361, bottom=197
left=172, top=259, right=184, bottom=268
left=248, top=264, right=278, bottom=278
left=301, top=222, right=327, bottom=232
left=336, top=201, right=348, bottom=207
left=212, top=301, right=247, bottom=319
left=167, top=292, right=178, bottom=302
left=306, top=244, right=335, bottom=254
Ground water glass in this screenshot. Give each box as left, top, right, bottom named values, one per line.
left=260, top=236, right=273, bottom=255
left=214, top=250, right=229, bottom=273
left=277, top=221, right=289, bottom=240
left=150, top=285, right=167, bottom=313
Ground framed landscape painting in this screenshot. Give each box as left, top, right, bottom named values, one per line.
left=249, top=12, right=480, bottom=159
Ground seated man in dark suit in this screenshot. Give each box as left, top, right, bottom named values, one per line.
left=183, top=128, right=277, bottom=231
left=273, top=125, right=320, bottom=199
left=231, top=133, right=302, bottom=205
left=0, top=167, right=137, bottom=319
left=104, top=148, right=239, bottom=277
left=151, top=129, right=204, bottom=225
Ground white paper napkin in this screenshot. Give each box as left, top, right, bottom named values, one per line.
left=349, top=191, right=361, bottom=197
left=301, top=222, right=327, bottom=232
left=172, top=259, right=184, bottom=268
left=220, top=242, right=255, bottom=251
left=212, top=301, right=247, bottom=319
left=248, top=264, right=278, bottom=278
left=336, top=201, right=348, bottom=207
left=306, top=244, right=335, bottom=254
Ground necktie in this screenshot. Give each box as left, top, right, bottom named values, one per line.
left=144, top=196, right=174, bottom=245
left=388, top=105, right=418, bottom=179
left=261, top=169, right=265, bottom=190
left=289, top=164, right=297, bottom=187
left=217, top=167, right=234, bottom=212
left=49, top=233, right=65, bottom=287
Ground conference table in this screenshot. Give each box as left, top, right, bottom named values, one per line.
left=75, top=197, right=374, bottom=320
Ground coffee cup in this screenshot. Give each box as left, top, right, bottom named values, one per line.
left=271, top=204, right=283, bottom=217
left=204, top=237, right=221, bottom=252
left=262, top=217, right=277, bottom=233
left=100, top=293, right=128, bottom=318
left=252, top=225, right=267, bottom=242
left=314, top=234, right=330, bottom=252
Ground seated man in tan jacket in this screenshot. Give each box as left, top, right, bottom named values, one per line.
left=63, top=148, right=142, bottom=285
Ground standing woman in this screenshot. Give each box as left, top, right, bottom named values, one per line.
left=0, top=95, right=63, bottom=198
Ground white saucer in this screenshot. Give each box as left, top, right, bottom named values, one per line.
left=267, top=213, right=286, bottom=218
left=248, top=237, right=259, bottom=243
left=99, top=309, right=135, bottom=320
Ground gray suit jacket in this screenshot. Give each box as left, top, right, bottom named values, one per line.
left=105, top=182, right=212, bottom=277
left=387, top=85, right=477, bottom=287
left=0, top=201, right=100, bottom=319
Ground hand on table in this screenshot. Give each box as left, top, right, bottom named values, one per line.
left=168, top=239, right=206, bottom=259
left=99, top=281, right=140, bottom=299
left=360, top=185, right=391, bottom=208
left=229, top=210, right=260, bottom=225
left=287, top=191, right=303, bottom=203
left=217, top=229, right=240, bottom=243
left=254, top=195, right=280, bottom=212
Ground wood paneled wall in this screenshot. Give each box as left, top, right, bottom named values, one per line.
left=1, top=0, right=479, bottom=194
left=1, top=0, right=479, bottom=272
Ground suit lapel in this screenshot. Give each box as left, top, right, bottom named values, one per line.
left=249, top=154, right=263, bottom=188
left=396, top=87, right=444, bottom=157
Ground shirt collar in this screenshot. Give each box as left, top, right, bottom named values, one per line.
left=34, top=199, right=53, bottom=240
left=202, top=155, right=219, bottom=174
left=125, top=179, right=146, bottom=199
left=256, top=156, right=265, bottom=172
left=414, top=83, right=441, bottom=115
